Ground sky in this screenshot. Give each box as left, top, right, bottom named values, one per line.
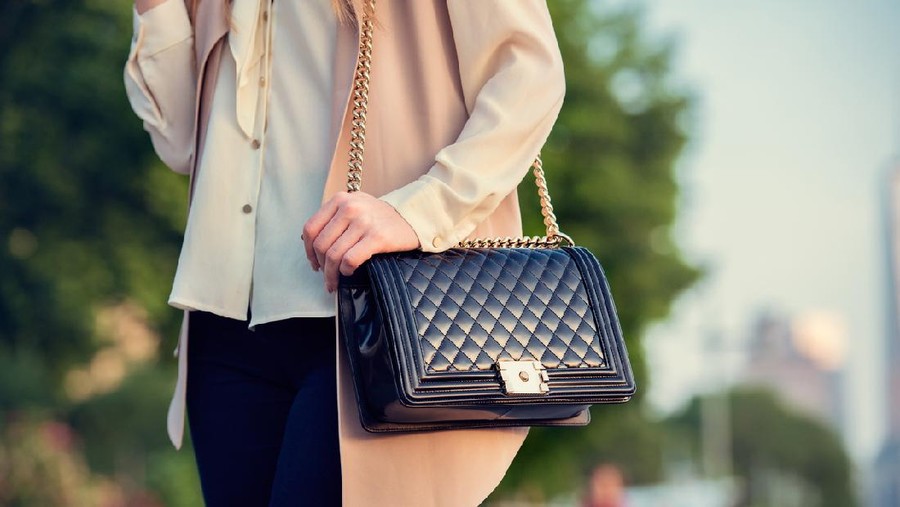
left=619, top=0, right=900, bottom=463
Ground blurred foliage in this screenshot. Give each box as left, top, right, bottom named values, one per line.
left=497, top=404, right=666, bottom=504
left=0, top=0, right=199, bottom=503
left=667, top=388, right=857, bottom=507
left=0, top=413, right=99, bottom=506
left=497, top=0, right=701, bottom=498
left=0, top=0, right=186, bottom=383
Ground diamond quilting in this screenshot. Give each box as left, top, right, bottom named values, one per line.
left=396, top=248, right=606, bottom=373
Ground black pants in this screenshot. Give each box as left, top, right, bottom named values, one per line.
left=185, top=311, right=341, bottom=506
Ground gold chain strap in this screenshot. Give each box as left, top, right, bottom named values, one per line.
left=345, top=0, right=573, bottom=248
left=345, top=0, right=376, bottom=193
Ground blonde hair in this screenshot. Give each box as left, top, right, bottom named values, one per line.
left=187, top=0, right=361, bottom=25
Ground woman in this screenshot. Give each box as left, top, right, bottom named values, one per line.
left=124, top=0, right=565, bottom=505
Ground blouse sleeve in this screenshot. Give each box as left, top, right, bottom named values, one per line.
left=123, top=0, right=197, bottom=175
left=379, top=0, right=565, bottom=252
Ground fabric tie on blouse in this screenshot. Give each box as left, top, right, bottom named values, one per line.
left=229, top=0, right=268, bottom=138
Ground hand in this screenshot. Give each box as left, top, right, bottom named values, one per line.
left=302, top=191, right=420, bottom=292
left=135, top=0, right=168, bottom=14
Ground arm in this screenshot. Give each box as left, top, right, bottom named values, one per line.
left=123, top=0, right=196, bottom=174
left=303, top=0, right=566, bottom=290
left=379, top=0, right=566, bottom=252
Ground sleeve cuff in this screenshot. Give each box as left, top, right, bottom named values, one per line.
left=379, top=175, right=461, bottom=253
left=132, top=0, right=193, bottom=59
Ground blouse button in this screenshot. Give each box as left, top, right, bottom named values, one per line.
left=432, top=236, right=442, bottom=249
left=250, top=139, right=261, bottom=150
left=242, top=204, right=253, bottom=214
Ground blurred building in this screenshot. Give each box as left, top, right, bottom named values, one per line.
left=873, top=166, right=900, bottom=507
left=741, top=310, right=846, bottom=430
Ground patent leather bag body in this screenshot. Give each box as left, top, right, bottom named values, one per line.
left=337, top=1, right=635, bottom=433
left=339, top=246, right=635, bottom=432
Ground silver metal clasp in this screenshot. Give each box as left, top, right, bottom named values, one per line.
left=497, top=359, right=550, bottom=395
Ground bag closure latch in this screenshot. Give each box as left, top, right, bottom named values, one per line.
left=497, top=359, right=550, bottom=395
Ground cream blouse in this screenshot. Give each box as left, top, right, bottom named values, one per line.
left=126, top=0, right=338, bottom=327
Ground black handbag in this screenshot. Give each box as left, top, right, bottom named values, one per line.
left=338, top=0, right=635, bottom=433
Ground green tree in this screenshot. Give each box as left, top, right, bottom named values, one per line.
left=0, top=0, right=199, bottom=503
left=0, top=0, right=186, bottom=388
left=667, top=388, right=857, bottom=507
left=496, top=0, right=700, bottom=498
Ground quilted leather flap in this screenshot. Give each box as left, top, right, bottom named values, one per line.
left=373, top=247, right=608, bottom=374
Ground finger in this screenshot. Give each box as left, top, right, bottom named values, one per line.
left=324, top=226, right=365, bottom=292
left=340, top=236, right=377, bottom=277
left=313, top=212, right=351, bottom=270
left=302, top=193, right=345, bottom=270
